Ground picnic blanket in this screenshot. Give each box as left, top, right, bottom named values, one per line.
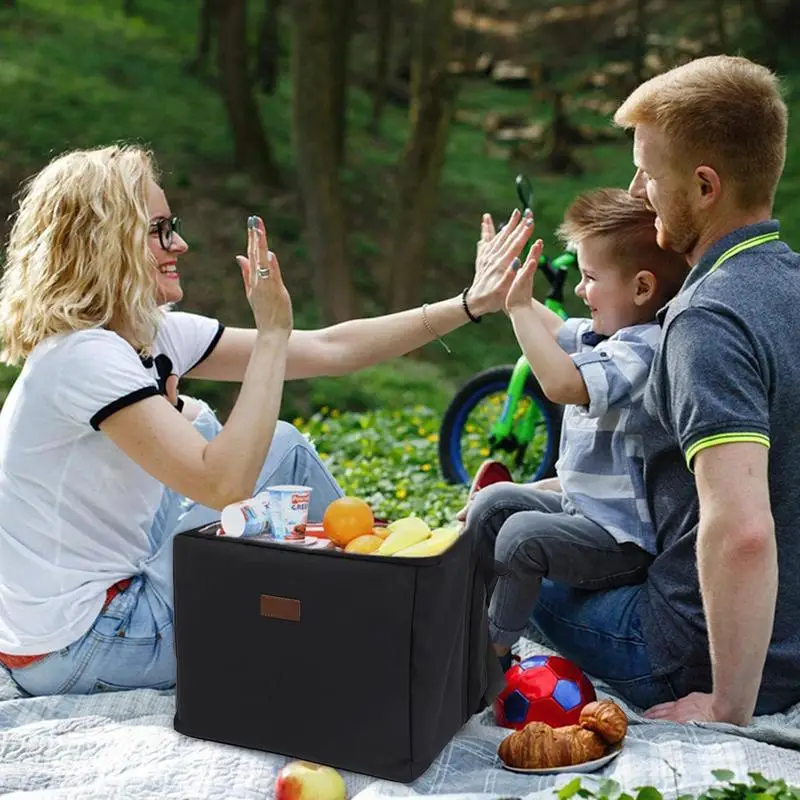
left=1, top=636, right=799, bottom=800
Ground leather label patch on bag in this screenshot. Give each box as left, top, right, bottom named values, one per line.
left=260, top=594, right=301, bottom=622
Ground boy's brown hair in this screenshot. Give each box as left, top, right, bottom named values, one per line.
left=557, top=188, right=690, bottom=306
left=613, top=55, right=787, bottom=210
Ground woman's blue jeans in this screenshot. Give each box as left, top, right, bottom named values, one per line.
left=5, top=405, right=343, bottom=696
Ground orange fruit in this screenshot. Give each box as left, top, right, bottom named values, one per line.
left=323, top=497, right=375, bottom=547
left=344, top=534, right=384, bottom=554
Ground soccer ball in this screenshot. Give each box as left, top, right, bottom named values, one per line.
left=493, top=655, right=596, bottom=730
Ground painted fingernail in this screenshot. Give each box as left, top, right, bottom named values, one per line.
left=247, top=216, right=258, bottom=229
left=526, top=218, right=534, bottom=226
left=524, top=207, right=532, bottom=217
left=511, top=257, right=521, bottom=271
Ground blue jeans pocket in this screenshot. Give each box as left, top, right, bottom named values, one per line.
left=91, top=677, right=175, bottom=694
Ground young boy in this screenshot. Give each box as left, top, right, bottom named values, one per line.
left=464, top=188, right=689, bottom=670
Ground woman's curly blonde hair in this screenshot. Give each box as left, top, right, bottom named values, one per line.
left=0, top=144, right=162, bottom=364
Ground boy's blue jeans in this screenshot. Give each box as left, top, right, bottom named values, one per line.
left=466, top=481, right=680, bottom=711
left=5, top=405, right=343, bottom=696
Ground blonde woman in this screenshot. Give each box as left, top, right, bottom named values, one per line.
left=0, top=144, right=533, bottom=696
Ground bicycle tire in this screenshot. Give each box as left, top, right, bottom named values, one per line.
left=438, top=366, right=562, bottom=485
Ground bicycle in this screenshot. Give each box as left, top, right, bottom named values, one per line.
left=437, top=174, right=578, bottom=485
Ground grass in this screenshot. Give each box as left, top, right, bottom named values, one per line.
left=298, top=405, right=469, bottom=526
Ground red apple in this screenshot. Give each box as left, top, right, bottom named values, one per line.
left=275, top=761, right=346, bottom=800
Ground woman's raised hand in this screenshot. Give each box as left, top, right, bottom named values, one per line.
left=465, top=208, right=535, bottom=317
left=236, top=216, right=293, bottom=334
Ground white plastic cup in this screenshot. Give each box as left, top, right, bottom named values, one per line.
left=220, top=493, right=272, bottom=538
left=265, top=485, right=312, bottom=541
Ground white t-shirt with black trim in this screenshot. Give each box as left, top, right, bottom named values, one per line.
left=0, top=311, right=224, bottom=654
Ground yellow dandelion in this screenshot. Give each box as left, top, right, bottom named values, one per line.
left=421, top=464, right=431, bottom=472
left=405, top=445, right=413, bottom=452
left=331, top=409, right=341, bottom=418
left=320, top=406, right=329, bottom=415
left=480, top=447, right=490, bottom=456
left=292, top=417, right=304, bottom=427
left=321, top=424, right=330, bottom=433
left=427, top=433, right=439, bottom=443
left=417, top=427, right=426, bottom=436
left=396, top=487, right=408, bottom=499
left=466, top=425, right=476, bottom=434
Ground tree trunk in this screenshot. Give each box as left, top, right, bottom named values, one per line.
left=190, top=0, right=217, bottom=75
left=387, top=0, right=457, bottom=312
left=217, top=0, right=283, bottom=186
left=256, top=0, right=282, bottom=94
left=751, top=0, right=770, bottom=27
left=330, top=0, right=355, bottom=166
left=548, top=90, right=583, bottom=177
left=369, top=0, right=393, bottom=133
left=289, top=0, right=355, bottom=323
left=632, top=0, right=647, bottom=84
left=712, top=0, right=728, bottom=50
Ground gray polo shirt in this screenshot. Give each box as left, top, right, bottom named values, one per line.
left=639, top=220, right=800, bottom=713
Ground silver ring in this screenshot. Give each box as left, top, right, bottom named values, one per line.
left=256, top=266, right=271, bottom=279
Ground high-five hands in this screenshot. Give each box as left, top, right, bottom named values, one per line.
left=505, top=239, right=544, bottom=315
left=466, top=209, right=535, bottom=316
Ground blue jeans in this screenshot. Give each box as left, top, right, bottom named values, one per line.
left=6, top=405, right=343, bottom=696
left=465, top=481, right=679, bottom=711
left=531, top=580, right=679, bottom=710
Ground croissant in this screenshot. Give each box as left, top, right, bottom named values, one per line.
left=579, top=699, right=628, bottom=744
left=497, top=722, right=607, bottom=769
left=498, top=699, right=628, bottom=770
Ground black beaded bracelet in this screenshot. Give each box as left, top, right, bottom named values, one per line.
left=461, top=287, right=482, bottom=323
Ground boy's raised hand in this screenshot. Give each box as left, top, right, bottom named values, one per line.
left=504, top=239, right=543, bottom=314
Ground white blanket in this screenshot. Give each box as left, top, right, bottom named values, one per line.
left=2, top=639, right=799, bottom=800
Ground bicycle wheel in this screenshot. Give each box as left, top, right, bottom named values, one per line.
left=438, top=366, right=562, bottom=485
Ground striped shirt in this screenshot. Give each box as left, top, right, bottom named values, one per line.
left=555, top=318, right=660, bottom=554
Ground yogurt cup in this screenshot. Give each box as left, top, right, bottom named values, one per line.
left=220, top=493, right=272, bottom=538
left=265, top=485, right=312, bottom=541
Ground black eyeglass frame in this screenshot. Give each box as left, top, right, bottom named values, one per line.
left=149, top=216, right=182, bottom=251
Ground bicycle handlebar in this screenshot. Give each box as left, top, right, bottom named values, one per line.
left=515, top=173, right=578, bottom=303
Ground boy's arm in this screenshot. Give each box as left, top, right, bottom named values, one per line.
left=529, top=296, right=567, bottom=340
left=509, top=304, right=589, bottom=405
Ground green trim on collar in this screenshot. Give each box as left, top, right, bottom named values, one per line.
left=709, top=232, right=780, bottom=273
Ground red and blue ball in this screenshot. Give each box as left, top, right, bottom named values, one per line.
left=494, top=655, right=596, bottom=730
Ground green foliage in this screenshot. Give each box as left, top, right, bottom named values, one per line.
left=293, top=360, right=456, bottom=417
left=555, top=772, right=800, bottom=800
left=0, top=365, right=20, bottom=405
left=296, top=404, right=468, bottom=525
left=2, top=0, right=800, bottom=420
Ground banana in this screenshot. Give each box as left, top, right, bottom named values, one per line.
left=376, top=517, right=431, bottom=555
left=393, top=527, right=460, bottom=557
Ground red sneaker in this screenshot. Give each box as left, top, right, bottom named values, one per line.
left=468, top=459, right=513, bottom=499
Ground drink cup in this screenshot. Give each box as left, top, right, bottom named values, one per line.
left=265, top=485, right=312, bottom=541
left=220, top=493, right=272, bottom=538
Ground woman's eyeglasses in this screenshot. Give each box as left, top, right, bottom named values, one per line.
left=149, top=216, right=182, bottom=251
